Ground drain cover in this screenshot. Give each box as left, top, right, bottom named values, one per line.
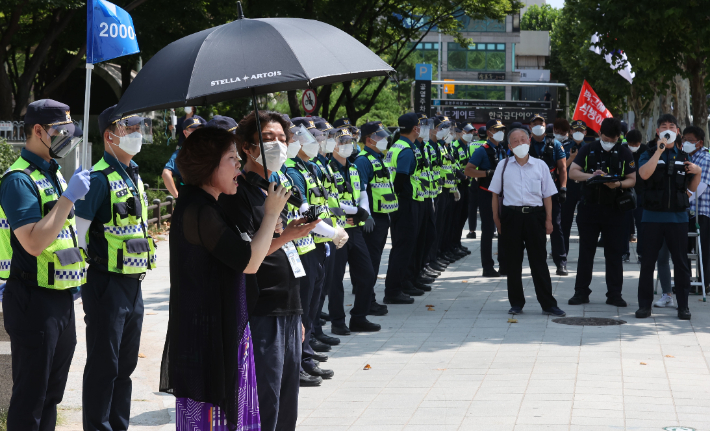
left=552, top=317, right=626, bottom=326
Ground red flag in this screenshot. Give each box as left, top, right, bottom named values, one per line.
left=572, top=80, right=613, bottom=133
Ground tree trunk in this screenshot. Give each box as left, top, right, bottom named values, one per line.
left=687, top=56, right=709, bottom=142
left=316, top=85, right=332, bottom=118
left=287, top=90, right=301, bottom=117
left=673, top=74, right=691, bottom=131
left=629, top=84, right=660, bottom=143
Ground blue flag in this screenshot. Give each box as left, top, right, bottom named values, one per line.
left=87, top=0, right=140, bottom=64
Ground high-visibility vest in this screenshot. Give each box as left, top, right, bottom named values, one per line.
left=283, top=158, right=335, bottom=246
left=356, top=150, right=398, bottom=213
left=331, top=160, right=365, bottom=228
left=384, top=140, right=426, bottom=202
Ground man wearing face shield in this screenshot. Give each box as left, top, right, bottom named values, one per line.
left=448, top=122, right=475, bottom=256
left=353, top=122, right=397, bottom=315
left=465, top=119, right=508, bottom=277
left=635, top=114, right=702, bottom=320
left=162, top=115, right=206, bottom=198
left=568, top=117, right=637, bottom=309
left=74, top=105, right=156, bottom=430
left=560, top=120, right=589, bottom=257
left=0, top=99, right=90, bottom=430
left=529, top=114, right=569, bottom=276
left=327, top=128, right=381, bottom=333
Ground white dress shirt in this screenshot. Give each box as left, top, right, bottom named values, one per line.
left=487, top=156, right=557, bottom=206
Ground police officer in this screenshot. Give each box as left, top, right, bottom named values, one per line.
left=529, top=114, right=568, bottom=275
left=561, top=120, right=589, bottom=257
left=353, top=122, right=396, bottom=315
left=622, top=129, right=648, bottom=261
left=328, top=128, right=381, bottom=331
left=466, top=126, right=487, bottom=239
left=464, top=119, right=507, bottom=277
left=162, top=115, right=205, bottom=197
left=636, top=114, right=701, bottom=320
left=383, top=113, right=427, bottom=303
left=75, top=105, right=156, bottom=430
left=567, top=118, right=636, bottom=307
left=205, top=114, right=238, bottom=133
left=0, top=99, right=90, bottom=431
left=448, top=122, right=474, bottom=256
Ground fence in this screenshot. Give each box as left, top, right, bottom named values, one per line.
left=0, top=121, right=25, bottom=142
left=145, top=184, right=175, bottom=227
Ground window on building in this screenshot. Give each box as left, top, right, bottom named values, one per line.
left=448, top=85, right=505, bottom=100
left=458, top=17, right=506, bottom=32
left=447, top=43, right=505, bottom=72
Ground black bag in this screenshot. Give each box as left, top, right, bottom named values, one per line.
left=616, top=188, right=637, bottom=212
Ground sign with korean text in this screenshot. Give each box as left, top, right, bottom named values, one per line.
left=415, top=63, right=433, bottom=81
left=415, top=80, right=432, bottom=116
left=477, top=72, right=506, bottom=81
left=572, top=80, right=613, bottom=133
left=441, top=107, right=552, bottom=124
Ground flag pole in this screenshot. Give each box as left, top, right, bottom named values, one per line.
left=82, top=63, right=94, bottom=170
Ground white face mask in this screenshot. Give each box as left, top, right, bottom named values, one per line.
left=462, top=133, right=473, bottom=142
left=184, top=107, right=192, bottom=114
left=253, top=141, right=288, bottom=170
left=573, top=131, right=585, bottom=141
left=554, top=133, right=567, bottom=142
left=492, top=131, right=505, bottom=142
left=375, top=138, right=388, bottom=152
left=532, top=125, right=546, bottom=136
left=111, top=132, right=143, bottom=156
left=302, top=142, right=319, bottom=159
left=512, top=143, right=530, bottom=158
left=436, top=129, right=449, bottom=140
left=683, top=141, right=697, bottom=154
left=659, top=130, right=677, bottom=144
left=337, top=143, right=353, bottom=158
left=627, top=144, right=641, bottom=153
left=600, top=140, right=616, bottom=152
left=418, top=126, right=428, bottom=140
left=286, top=141, right=302, bottom=158
left=325, top=138, right=337, bottom=153
left=444, top=133, right=453, bottom=144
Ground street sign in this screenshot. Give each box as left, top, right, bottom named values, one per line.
left=302, top=89, right=317, bottom=113
left=415, top=80, right=432, bottom=117
left=444, top=79, right=455, bottom=95
left=432, top=99, right=551, bottom=109
left=415, top=63, right=433, bottom=81
left=440, top=107, right=552, bottom=124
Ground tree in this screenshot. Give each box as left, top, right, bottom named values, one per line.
left=521, top=4, right=560, bottom=31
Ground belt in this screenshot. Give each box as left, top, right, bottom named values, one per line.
left=504, top=205, right=545, bottom=214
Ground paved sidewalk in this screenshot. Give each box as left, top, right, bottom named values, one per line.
left=49, top=224, right=710, bottom=431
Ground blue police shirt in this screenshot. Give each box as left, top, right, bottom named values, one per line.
left=395, top=136, right=417, bottom=175
left=468, top=140, right=504, bottom=170
left=329, top=156, right=366, bottom=191
left=164, top=148, right=181, bottom=181
left=353, top=146, right=383, bottom=184
left=76, top=151, right=140, bottom=223
left=638, top=146, right=688, bottom=224
left=531, top=136, right=566, bottom=161
left=0, top=149, right=63, bottom=273
left=563, top=139, right=586, bottom=159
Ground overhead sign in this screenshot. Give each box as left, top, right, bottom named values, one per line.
left=477, top=72, right=506, bottom=81
left=440, top=107, right=553, bottom=124
left=433, top=99, right=551, bottom=109
left=517, top=69, right=551, bottom=82
left=302, top=89, right=317, bottom=114
left=572, top=80, right=613, bottom=133
left=415, top=63, right=433, bottom=81
left=415, top=80, right=433, bottom=116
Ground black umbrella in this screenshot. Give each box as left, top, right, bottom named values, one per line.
left=113, top=3, right=394, bottom=177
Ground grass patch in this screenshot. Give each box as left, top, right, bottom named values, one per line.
left=0, top=408, right=7, bottom=431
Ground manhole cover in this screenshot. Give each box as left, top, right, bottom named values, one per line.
left=552, top=317, right=626, bottom=326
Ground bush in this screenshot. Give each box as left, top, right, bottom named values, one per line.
left=0, top=139, right=20, bottom=173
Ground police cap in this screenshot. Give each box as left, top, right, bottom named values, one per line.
left=485, top=119, right=505, bottom=130
left=206, top=115, right=238, bottom=133
left=398, top=112, right=419, bottom=128
left=25, top=99, right=74, bottom=127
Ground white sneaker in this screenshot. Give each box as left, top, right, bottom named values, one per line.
left=654, top=294, right=675, bottom=308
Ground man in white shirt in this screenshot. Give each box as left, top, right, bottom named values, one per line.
left=489, top=127, right=566, bottom=317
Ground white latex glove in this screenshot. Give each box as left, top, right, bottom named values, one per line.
left=453, top=187, right=461, bottom=202
left=332, top=226, right=349, bottom=249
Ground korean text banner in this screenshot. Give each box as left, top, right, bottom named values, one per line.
left=572, top=80, right=613, bottom=133
left=87, top=0, right=140, bottom=64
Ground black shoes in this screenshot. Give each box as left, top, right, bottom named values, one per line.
left=622, top=253, right=630, bottom=263
left=556, top=265, right=569, bottom=276
left=310, top=338, right=332, bottom=352
left=312, top=352, right=328, bottom=362
left=383, top=293, right=415, bottom=304
left=305, top=366, right=334, bottom=379
left=413, top=282, right=432, bottom=292
left=499, top=267, right=508, bottom=276
left=314, top=333, right=340, bottom=346
left=318, top=318, right=326, bottom=326
left=331, top=324, right=351, bottom=336
left=443, top=252, right=459, bottom=261
left=403, top=286, right=425, bottom=296
left=368, top=302, right=388, bottom=316
left=606, top=297, right=628, bottom=307
left=678, top=308, right=691, bottom=320
left=508, top=306, right=523, bottom=315
left=422, top=267, right=440, bottom=277
left=635, top=307, right=652, bottom=318
left=300, top=370, right=322, bottom=387
left=466, top=231, right=476, bottom=239
left=417, top=276, right=436, bottom=285
left=435, top=258, right=451, bottom=267
left=482, top=268, right=500, bottom=277
left=320, top=311, right=331, bottom=321
left=568, top=293, right=590, bottom=305
left=430, top=262, right=447, bottom=272
left=542, top=306, right=566, bottom=317
left=350, top=318, right=381, bottom=332
left=457, top=246, right=471, bottom=255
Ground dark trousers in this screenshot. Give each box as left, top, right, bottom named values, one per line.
left=419, top=198, right=436, bottom=270
left=385, top=198, right=424, bottom=297
left=3, top=280, right=76, bottom=431
left=500, top=207, right=558, bottom=310
left=468, top=180, right=479, bottom=232
left=574, top=205, right=626, bottom=299
left=82, top=266, right=143, bottom=431
left=314, top=247, right=335, bottom=336
left=363, top=212, right=390, bottom=303
left=549, top=195, right=567, bottom=267
left=632, top=206, right=644, bottom=255
left=478, top=189, right=497, bottom=270
left=450, top=184, right=470, bottom=248
left=622, top=210, right=634, bottom=255
left=638, top=222, right=691, bottom=310
left=561, top=180, right=582, bottom=254
left=298, top=244, right=326, bottom=371
left=329, top=226, right=375, bottom=325
left=249, top=314, right=301, bottom=431
left=688, top=215, right=710, bottom=288
left=431, top=192, right=453, bottom=259
left=440, top=190, right=457, bottom=253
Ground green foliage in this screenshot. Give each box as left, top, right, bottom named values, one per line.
left=0, top=139, right=20, bottom=173
left=0, top=408, right=6, bottom=431
left=521, top=4, right=560, bottom=31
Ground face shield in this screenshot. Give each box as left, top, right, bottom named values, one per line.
left=325, top=128, right=339, bottom=153
left=418, top=118, right=433, bottom=140
left=350, top=126, right=361, bottom=143
left=292, top=125, right=319, bottom=159
left=42, top=121, right=83, bottom=159
left=109, top=115, right=152, bottom=156
left=436, top=122, right=452, bottom=141
left=335, top=129, right=354, bottom=157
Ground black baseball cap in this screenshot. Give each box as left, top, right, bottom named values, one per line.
left=416, top=112, right=428, bottom=120
left=361, top=121, right=385, bottom=137
left=293, top=117, right=318, bottom=130
left=398, top=112, right=419, bottom=128
left=531, top=114, right=546, bottom=123
left=485, top=119, right=505, bottom=130
left=313, top=119, right=334, bottom=131
left=206, top=115, right=238, bottom=133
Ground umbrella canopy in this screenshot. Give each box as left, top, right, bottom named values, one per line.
left=113, top=9, right=394, bottom=116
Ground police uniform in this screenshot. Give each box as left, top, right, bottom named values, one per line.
left=413, top=113, right=440, bottom=281
left=560, top=120, right=588, bottom=256
left=467, top=120, right=506, bottom=275
left=448, top=122, right=475, bottom=255
left=568, top=139, right=635, bottom=306
left=1, top=100, right=88, bottom=430
left=75, top=106, right=156, bottom=430
left=529, top=114, right=568, bottom=274
left=467, top=129, right=488, bottom=237
left=163, top=115, right=205, bottom=195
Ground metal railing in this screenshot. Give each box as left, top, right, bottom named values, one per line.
left=0, top=121, right=26, bottom=142
left=144, top=184, right=175, bottom=227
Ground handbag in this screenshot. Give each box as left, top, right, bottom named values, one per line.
left=616, top=187, right=637, bottom=211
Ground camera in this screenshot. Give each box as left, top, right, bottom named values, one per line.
left=303, top=205, right=325, bottom=223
